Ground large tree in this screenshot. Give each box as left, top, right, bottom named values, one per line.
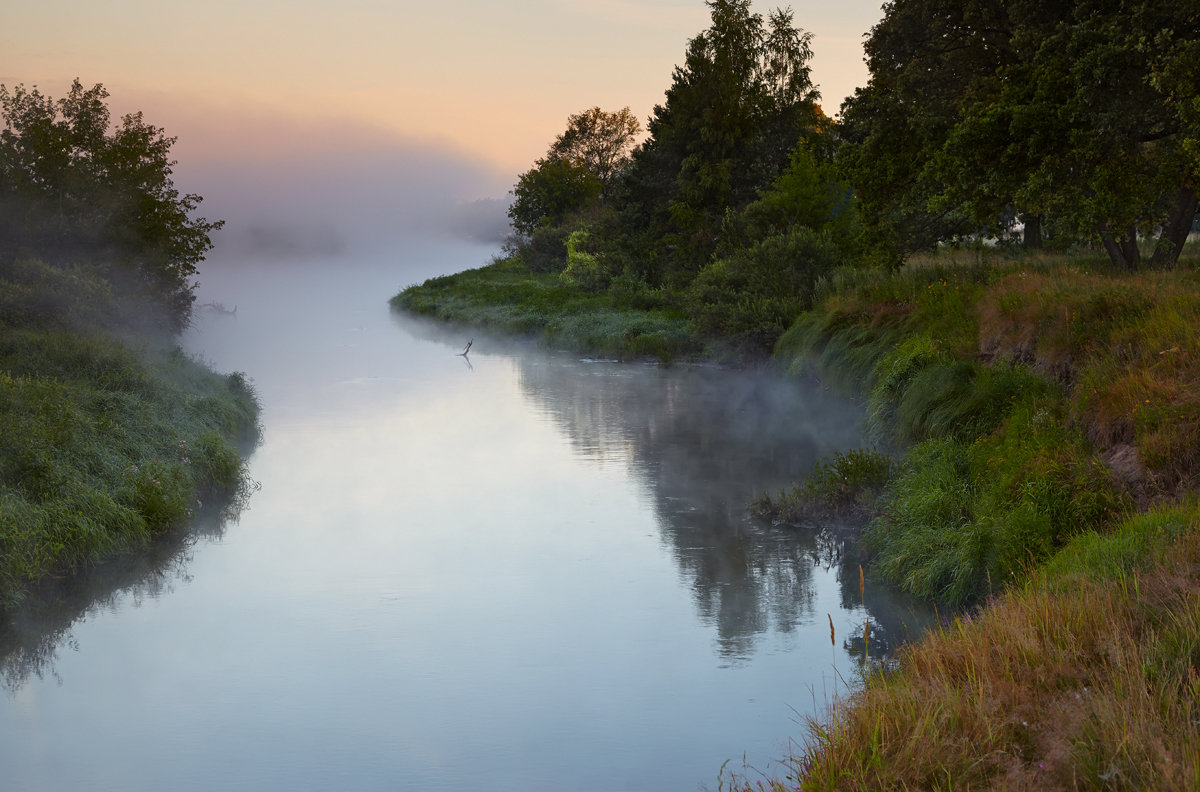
left=507, top=106, right=640, bottom=238
left=547, top=106, right=640, bottom=187
left=840, top=0, right=1199, bottom=269
left=0, top=80, right=222, bottom=328
left=616, top=0, right=824, bottom=284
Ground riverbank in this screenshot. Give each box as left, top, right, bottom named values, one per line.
left=395, top=244, right=1200, bottom=788
left=0, top=257, right=260, bottom=610
left=756, top=247, right=1200, bottom=789
left=391, top=255, right=702, bottom=363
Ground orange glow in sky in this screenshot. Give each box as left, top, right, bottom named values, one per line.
left=2, top=1, right=883, bottom=198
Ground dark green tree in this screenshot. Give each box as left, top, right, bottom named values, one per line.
left=0, top=80, right=223, bottom=329
left=507, top=106, right=641, bottom=240
left=839, top=0, right=1199, bottom=269
left=615, top=0, right=824, bottom=284
left=507, top=157, right=601, bottom=238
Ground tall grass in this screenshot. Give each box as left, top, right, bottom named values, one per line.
left=774, top=253, right=1144, bottom=605
left=787, top=504, right=1200, bottom=791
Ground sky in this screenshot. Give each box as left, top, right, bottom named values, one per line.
left=1, top=0, right=885, bottom=245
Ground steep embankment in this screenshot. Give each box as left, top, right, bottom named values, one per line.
left=0, top=257, right=260, bottom=609
left=755, top=250, right=1200, bottom=790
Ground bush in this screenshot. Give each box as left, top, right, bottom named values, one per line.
left=752, top=447, right=894, bottom=524
left=687, top=227, right=841, bottom=352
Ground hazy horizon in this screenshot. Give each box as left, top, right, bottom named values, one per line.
left=3, top=1, right=885, bottom=249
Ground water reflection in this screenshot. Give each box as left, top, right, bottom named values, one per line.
left=508, top=354, right=936, bottom=665
left=0, top=494, right=249, bottom=689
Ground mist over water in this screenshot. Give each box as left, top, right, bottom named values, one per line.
left=0, top=235, right=934, bottom=791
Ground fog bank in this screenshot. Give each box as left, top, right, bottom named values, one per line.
left=169, top=110, right=514, bottom=258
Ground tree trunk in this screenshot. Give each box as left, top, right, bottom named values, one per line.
left=1022, top=213, right=1042, bottom=249
left=1150, top=185, right=1198, bottom=268
left=1100, top=223, right=1141, bottom=270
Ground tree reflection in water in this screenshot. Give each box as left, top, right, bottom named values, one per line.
left=513, top=354, right=937, bottom=666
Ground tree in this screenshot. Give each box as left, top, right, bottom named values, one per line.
left=0, top=79, right=222, bottom=328
left=507, top=157, right=601, bottom=238
left=547, top=107, right=640, bottom=186
left=615, top=0, right=824, bottom=284
left=839, top=0, right=1200, bottom=269
left=507, top=106, right=640, bottom=239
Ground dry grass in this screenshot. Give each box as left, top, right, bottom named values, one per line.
left=976, top=266, right=1200, bottom=494
left=762, top=518, right=1200, bottom=792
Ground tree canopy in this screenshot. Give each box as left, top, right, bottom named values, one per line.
left=507, top=106, right=640, bottom=239
left=0, top=79, right=222, bottom=329
left=839, top=0, right=1200, bottom=269
left=616, top=0, right=825, bottom=283
left=547, top=106, right=640, bottom=187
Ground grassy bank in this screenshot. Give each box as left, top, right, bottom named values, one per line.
left=770, top=249, right=1200, bottom=603
left=391, top=256, right=701, bottom=363
left=735, top=246, right=1200, bottom=790
left=395, top=242, right=1200, bottom=788
left=0, top=257, right=260, bottom=609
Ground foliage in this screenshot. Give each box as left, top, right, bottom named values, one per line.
left=615, top=0, right=826, bottom=283
left=0, top=259, right=259, bottom=608
left=558, top=230, right=610, bottom=291
left=731, top=144, right=861, bottom=254
left=687, top=226, right=840, bottom=353
left=546, top=106, right=640, bottom=186
left=839, top=0, right=1200, bottom=269
left=0, top=80, right=223, bottom=330
left=507, top=157, right=601, bottom=238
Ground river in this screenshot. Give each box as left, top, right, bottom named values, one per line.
left=0, top=238, right=933, bottom=791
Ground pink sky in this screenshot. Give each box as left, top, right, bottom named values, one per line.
left=3, top=1, right=884, bottom=229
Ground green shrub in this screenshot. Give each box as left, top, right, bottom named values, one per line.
left=559, top=230, right=611, bottom=291
left=752, top=447, right=894, bottom=524
left=866, top=404, right=1125, bottom=604
left=688, top=227, right=841, bottom=352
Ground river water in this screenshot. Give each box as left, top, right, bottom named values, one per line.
left=0, top=238, right=933, bottom=791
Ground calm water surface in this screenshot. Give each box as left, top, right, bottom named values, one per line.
left=1, top=239, right=933, bottom=791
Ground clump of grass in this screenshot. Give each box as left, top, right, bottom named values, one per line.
left=752, top=448, right=894, bottom=525
left=865, top=402, right=1125, bottom=606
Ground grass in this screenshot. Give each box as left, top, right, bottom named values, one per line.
left=782, top=502, right=1200, bottom=791
left=751, top=447, right=894, bottom=526
left=772, top=247, right=1200, bottom=605
left=729, top=243, right=1200, bottom=790
left=721, top=501, right=1200, bottom=792
left=391, top=255, right=699, bottom=363
left=0, top=256, right=260, bottom=609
